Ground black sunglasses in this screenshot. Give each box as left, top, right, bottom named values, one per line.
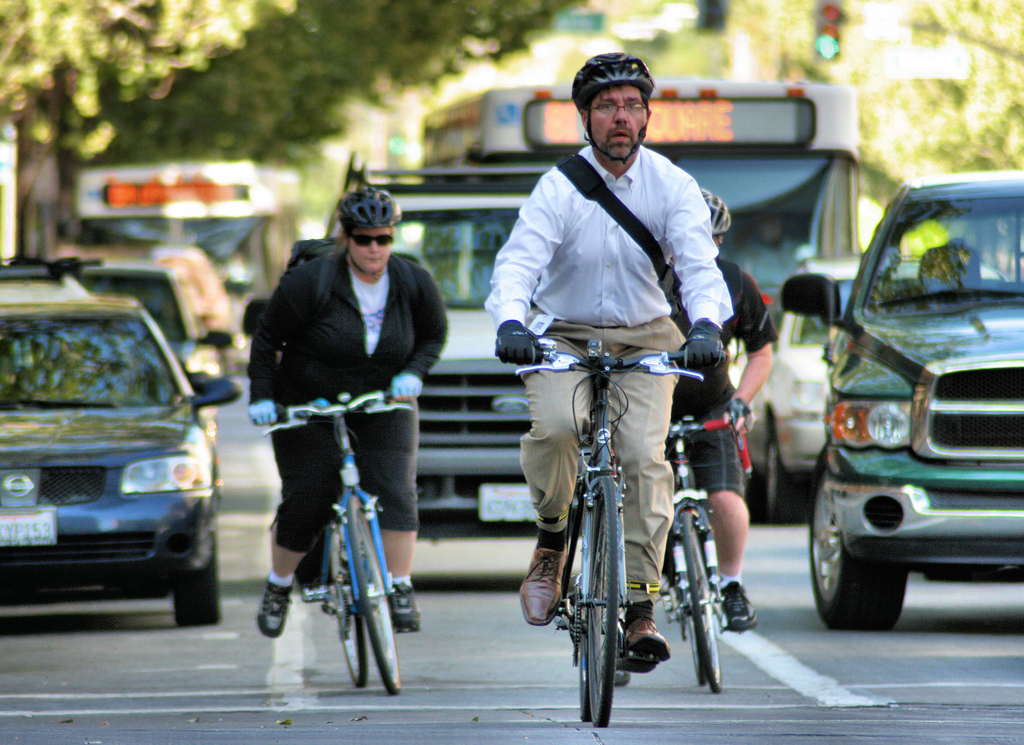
left=350, top=233, right=394, bottom=247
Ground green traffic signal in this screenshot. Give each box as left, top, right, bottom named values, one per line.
left=815, top=33, right=840, bottom=60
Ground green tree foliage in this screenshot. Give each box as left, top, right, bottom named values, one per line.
left=94, top=0, right=578, bottom=164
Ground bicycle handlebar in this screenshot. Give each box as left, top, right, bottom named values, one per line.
left=515, top=339, right=704, bottom=382
left=669, top=416, right=752, bottom=473
left=264, top=391, right=412, bottom=435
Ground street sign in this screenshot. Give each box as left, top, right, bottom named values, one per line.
left=553, top=10, right=604, bottom=34
left=884, top=46, right=970, bottom=79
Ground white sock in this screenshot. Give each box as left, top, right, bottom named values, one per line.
left=720, top=574, right=742, bottom=587
left=392, top=575, right=412, bottom=588
left=268, top=571, right=294, bottom=587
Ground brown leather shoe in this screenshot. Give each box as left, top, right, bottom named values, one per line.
left=620, top=617, right=671, bottom=672
left=519, top=547, right=566, bottom=626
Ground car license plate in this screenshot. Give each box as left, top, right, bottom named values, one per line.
left=478, top=484, right=534, bottom=522
left=0, top=508, right=57, bottom=547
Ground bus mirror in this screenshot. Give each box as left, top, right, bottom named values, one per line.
left=781, top=273, right=841, bottom=326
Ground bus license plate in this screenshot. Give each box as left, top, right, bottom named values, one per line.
left=479, top=485, right=534, bottom=522
left=0, top=508, right=58, bottom=547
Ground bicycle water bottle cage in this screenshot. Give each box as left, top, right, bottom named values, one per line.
left=587, top=339, right=602, bottom=361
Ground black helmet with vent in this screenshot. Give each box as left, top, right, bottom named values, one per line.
left=571, top=53, right=655, bottom=110
left=337, top=187, right=401, bottom=233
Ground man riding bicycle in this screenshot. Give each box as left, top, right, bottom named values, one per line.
left=486, top=52, right=732, bottom=673
left=669, top=190, right=777, bottom=632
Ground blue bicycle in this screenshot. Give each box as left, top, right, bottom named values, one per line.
left=265, top=391, right=410, bottom=695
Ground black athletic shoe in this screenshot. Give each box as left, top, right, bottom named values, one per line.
left=390, top=582, right=421, bottom=632
left=722, top=581, right=758, bottom=631
left=257, top=581, right=292, bottom=638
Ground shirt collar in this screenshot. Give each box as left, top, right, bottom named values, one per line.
left=583, top=145, right=642, bottom=188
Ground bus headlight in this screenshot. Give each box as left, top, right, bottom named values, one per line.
left=829, top=401, right=910, bottom=448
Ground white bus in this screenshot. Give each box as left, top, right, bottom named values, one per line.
left=73, top=161, right=300, bottom=296
left=422, top=79, right=860, bottom=293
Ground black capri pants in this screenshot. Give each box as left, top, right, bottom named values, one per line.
left=270, top=405, right=419, bottom=553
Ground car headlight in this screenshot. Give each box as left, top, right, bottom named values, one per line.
left=791, top=381, right=826, bottom=415
left=123, top=456, right=213, bottom=494
left=829, top=401, right=910, bottom=448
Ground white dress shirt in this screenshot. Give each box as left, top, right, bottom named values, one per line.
left=486, top=146, right=732, bottom=330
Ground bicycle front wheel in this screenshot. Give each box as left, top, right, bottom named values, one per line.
left=680, top=510, right=722, bottom=692
left=329, top=522, right=367, bottom=687
left=347, top=498, right=401, bottom=695
left=582, top=475, right=622, bottom=727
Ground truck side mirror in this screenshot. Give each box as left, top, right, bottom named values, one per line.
left=781, top=273, right=842, bottom=326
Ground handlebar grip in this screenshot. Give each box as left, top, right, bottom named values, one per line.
left=736, top=432, right=752, bottom=472
left=703, top=418, right=732, bottom=432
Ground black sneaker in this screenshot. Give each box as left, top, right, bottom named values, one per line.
left=257, top=581, right=292, bottom=638
left=721, top=581, right=758, bottom=631
left=390, top=582, right=421, bottom=633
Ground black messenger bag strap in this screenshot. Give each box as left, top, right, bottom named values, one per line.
left=557, top=154, right=676, bottom=304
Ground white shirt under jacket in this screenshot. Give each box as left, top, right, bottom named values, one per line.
left=486, top=146, right=732, bottom=331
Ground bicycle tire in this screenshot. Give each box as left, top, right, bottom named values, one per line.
left=583, top=475, right=622, bottom=727
left=347, top=497, right=401, bottom=695
left=330, top=521, right=367, bottom=687
left=566, top=484, right=591, bottom=723
left=680, top=510, right=722, bottom=692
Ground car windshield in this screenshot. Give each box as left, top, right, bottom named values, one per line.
left=392, top=209, right=520, bottom=309
left=0, top=317, right=178, bottom=407
left=866, top=196, right=1024, bottom=313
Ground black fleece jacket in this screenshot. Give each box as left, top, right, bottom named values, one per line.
left=248, top=252, right=447, bottom=405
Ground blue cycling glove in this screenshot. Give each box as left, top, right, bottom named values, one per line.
left=248, top=399, right=277, bottom=426
left=390, top=373, right=423, bottom=399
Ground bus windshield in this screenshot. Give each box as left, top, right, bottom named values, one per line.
left=393, top=209, right=519, bottom=309
left=677, top=155, right=837, bottom=293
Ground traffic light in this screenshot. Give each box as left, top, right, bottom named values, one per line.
left=814, top=0, right=843, bottom=60
left=698, top=0, right=727, bottom=31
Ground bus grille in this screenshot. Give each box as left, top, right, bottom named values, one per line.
left=419, top=367, right=530, bottom=448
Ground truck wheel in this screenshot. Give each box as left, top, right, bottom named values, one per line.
left=173, top=542, right=221, bottom=627
left=764, top=424, right=804, bottom=524
left=809, top=468, right=906, bottom=630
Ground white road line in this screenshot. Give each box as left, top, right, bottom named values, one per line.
left=265, top=598, right=319, bottom=710
left=721, top=631, right=893, bottom=707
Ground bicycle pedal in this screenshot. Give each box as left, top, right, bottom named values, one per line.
left=300, top=585, right=332, bottom=603
left=616, top=653, right=659, bottom=674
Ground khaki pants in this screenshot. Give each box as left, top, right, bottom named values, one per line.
left=520, top=317, right=684, bottom=602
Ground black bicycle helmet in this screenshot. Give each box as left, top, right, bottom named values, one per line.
left=337, top=187, right=401, bottom=233
left=701, top=189, right=731, bottom=235
left=571, top=53, right=655, bottom=110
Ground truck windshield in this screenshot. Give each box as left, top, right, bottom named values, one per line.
left=866, top=196, right=1024, bottom=313
left=393, top=208, right=520, bottom=309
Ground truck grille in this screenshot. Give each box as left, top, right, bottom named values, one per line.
left=919, top=363, right=1024, bottom=458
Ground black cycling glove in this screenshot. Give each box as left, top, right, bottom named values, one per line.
left=495, top=320, right=542, bottom=365
left=680, top=318, right=725, bottom=368
left=725, top=397, right=752, bottom=427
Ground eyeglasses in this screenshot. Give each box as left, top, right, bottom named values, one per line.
left=589, top=103, right=647, bottom=116
left=350, top=233, right=394, bottom=246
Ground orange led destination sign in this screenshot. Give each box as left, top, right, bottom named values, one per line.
left=523, top=97, right=815, bottom=147
left=102, top=176, right=249, bottom=209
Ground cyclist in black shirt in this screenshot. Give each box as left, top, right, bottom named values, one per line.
left=670, top=190, right=777, bottom=631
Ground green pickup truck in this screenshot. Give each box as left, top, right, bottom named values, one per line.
left=782, top=171, right=1024, bottom=630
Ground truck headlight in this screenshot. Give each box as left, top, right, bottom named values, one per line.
left=829, top=401, right=910, bottom=448
left=123, top=456, right=212, bottom=494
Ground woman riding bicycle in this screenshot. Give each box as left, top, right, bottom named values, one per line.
left=486, top=52, right=731, bottom=673
left=248, top=187, right=448, bottom=638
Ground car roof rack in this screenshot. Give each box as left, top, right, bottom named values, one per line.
left=1, top=257, right=102, bottom=281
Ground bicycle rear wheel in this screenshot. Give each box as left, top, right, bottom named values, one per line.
left=329, top=522, right=367, bottom=687
left=582, top=475, right=622, bottom=727
left=347, top=498, right=401, bottom=695
left=680, top=510, right=722, bottom=692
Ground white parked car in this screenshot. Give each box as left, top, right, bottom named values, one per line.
left=747, top=257, right=861, bottom=523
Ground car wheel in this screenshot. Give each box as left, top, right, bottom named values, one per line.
left=173, top=541, right=221, bottom=627
left=809, top=466, right=907, bottom=630
left=765, top=426, right=804, bottom=524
